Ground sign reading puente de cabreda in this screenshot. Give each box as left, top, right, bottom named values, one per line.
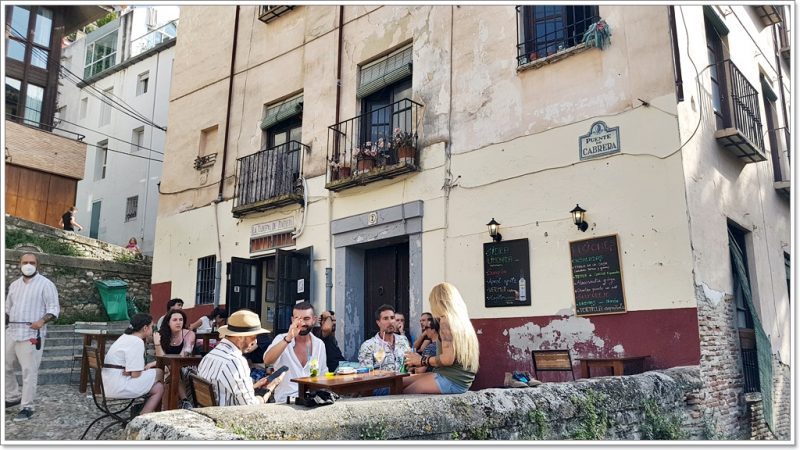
left=579, top=121, right=621, bottom=160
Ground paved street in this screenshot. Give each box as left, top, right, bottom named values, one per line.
left=4, top=384, right=126, bottom=441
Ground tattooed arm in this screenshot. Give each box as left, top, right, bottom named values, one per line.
left=430, top=317, right=455, bottom=367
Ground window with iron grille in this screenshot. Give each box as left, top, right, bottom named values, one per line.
left=125, top=196, right=138, bottom=222
left=258, top=5, right=295, bottom=24
left=516, top=5, right=599, bottom=66
left=196, top=255, right=216, bottom=305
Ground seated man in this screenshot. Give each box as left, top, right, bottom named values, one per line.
left=263, top=301, right=326, bottom=403
left=412, top=312, right=439, bottom=374
left=394, top=312, right=413, bottom=344
left=359, top=304, right=411, bottom=373
left=311, top=310, right=345, bottom=373
left=197, top=309, right=283, bottom=406
left=154, top=298, right=184, bottom=333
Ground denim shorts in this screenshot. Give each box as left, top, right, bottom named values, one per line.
left=433, top=373, right=468, bottom=394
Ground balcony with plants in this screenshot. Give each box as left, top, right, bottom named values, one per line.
left=232, top=140, right=307, bottom=217
left=325, top=98, right=422, bottom=192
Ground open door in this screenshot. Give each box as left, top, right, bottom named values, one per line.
left=274, top=247, right=312, bottom=335
left=226, top=257, right=262, bottom=316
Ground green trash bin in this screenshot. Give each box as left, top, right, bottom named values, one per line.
left=96, top=280, right=130, bottom=321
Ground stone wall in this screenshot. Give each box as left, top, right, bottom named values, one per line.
left=5, top=249, right=151, bottom=321
left=5, top=214, right=151, bottom=262
left=772, top=361, right=791, bottom=439
left=126, top=367, right=704, bottom=441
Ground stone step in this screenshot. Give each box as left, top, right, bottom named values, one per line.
left=13, top=367, right=77, bottom=386
left=39, top=355, right=78, bottom=370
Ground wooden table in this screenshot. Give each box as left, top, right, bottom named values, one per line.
left=577, top=355, right=649, bottom=379
left=78, top=332, right=122, bottom=394
left=156, top=354, right=203, bottom=410
left=194, top=332, right=220, bottom=355
left=291, top=370, right=409, bottom=398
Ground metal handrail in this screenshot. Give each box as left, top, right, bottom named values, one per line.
left=234, top=140, right=308, bottom=208
left=719, top=59, right=765, bottom=153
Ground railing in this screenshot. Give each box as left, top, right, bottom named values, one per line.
left=327, top=98, right=422, bottom=186
left=516, top=6, right=599, bottom=66
left=740, top=348, right=760, bottom=393
left=130, top=19, right=178, bottom=58
left=258, top=5, right=294, bottom=23
left=234, top=140, right=306, bottom=210
left=718, top=59, right=765, bottom=154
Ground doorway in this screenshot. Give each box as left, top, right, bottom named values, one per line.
left=89, top=200, right=101, bottom=238
left=363, top=242, right=409, bottom=338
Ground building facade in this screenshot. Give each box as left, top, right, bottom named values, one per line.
left=4, top=4, right=108, bottom=226
left=152, top=5, right=791, bottom=438
left=58, top=5, right=179, bottom=255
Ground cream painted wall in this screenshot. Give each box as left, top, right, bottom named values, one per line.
left=672, top=5, right=791, bottom=361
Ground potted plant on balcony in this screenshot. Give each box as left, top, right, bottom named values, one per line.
left=329, top=157, right=351, bottom=181
left=393, top=128, right=415, bottom=164
left=355, top=142, right=378, bottom=174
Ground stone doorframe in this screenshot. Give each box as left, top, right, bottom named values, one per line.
left=330, top=201, right=423, bottom=361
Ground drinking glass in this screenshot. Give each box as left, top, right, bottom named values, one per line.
left=373, top=347, right=386, bottom=373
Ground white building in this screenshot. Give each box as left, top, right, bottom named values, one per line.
left=59, top=5, right=179, bottom=255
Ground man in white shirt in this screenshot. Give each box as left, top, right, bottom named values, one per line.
left=263, top=301, right=326, bottom=403
left=197, top=309, right=283, bottom=406
left=5, top=253, right=60, bottom=422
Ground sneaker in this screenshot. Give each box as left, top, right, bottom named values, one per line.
left=5, top=399, right=21, bottom=408
left=13, top=408, right=33, bottom=422
left=503, top=372, right=528, bottom=388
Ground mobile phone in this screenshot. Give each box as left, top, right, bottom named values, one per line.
left=267, top=365, right=289, bottom=382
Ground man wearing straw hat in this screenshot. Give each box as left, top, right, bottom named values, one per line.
left=197, top=309, right=284, bottom=406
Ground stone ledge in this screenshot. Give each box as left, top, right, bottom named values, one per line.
left=126, top=367, right=703, bottom=441
left=5, top=249, right=150, bottom=276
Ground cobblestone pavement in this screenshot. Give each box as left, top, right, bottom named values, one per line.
left=4, top=384, right=126, bottom=441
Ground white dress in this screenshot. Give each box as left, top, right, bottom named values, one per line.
left=102, top=333, right=157, bottom=398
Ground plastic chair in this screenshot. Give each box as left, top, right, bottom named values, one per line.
left=80, top=346, right=147, bottom=440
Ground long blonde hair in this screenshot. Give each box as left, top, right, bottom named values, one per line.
left=429, top=282, right=480, bottom=372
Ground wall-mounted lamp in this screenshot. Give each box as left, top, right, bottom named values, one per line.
left=487, top=218, right=502, bottom=242
left=570, top=204, right=588, bottom=232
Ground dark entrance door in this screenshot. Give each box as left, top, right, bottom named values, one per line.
left=274, top=247, right=312, bottom=335
left=364, top=242, right=409, bottom=338
left=226, top=257, right=261, bottom=316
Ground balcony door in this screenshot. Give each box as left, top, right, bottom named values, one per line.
left=265, top=118, right=302, bottom=198
left=705, top=18, right=727, bottom=130
left=361, top=78, right=412, bottom=151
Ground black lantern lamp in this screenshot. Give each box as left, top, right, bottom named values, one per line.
left=487, top=218, right=502, bottom=242
left=570, top=204, right=588, bottom=232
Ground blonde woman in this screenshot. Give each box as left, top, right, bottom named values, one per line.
left=403, top=283, right=480, bottom=394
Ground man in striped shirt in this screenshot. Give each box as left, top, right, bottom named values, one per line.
left=197, top=309, right=284, bottom=406
left=5, top=253, right=60, bottom=422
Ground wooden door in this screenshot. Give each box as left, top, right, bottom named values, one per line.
left=274, top=247, right=311, bottom=335
left=364, top=242, right=409, bottom=338
left=227, top=257, right=262, bottom=316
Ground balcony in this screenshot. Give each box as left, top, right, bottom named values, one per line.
left=714, top=60, right=766, bottom=163
left=232, top=141, right=307, bottom=217
left=130, top=19, right=178, bottom=59
left=258, top=6, right=295, bottom=24
left=325, top=99, right=423, bottom=192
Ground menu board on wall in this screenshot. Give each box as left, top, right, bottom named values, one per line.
left=483, top=238, right=531, bottom=307
left=569, top=234, right=626, bottom=316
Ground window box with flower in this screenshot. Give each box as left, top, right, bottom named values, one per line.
left=393, top=128, right=415, bottom=164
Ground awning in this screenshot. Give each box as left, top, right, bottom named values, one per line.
left=356, top=46, right=412, bottom=99
left=260, top=94, right=303, bottom=130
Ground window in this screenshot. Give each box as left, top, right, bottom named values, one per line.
left=728, top=223, right=760, bottom=393
left=258, top=5, right=295, bottom=24
left=705, top=17, right=726, bottom=130
left=99, top=87, right=113, bottom=126
left=24, top=84, right=44, bottom=126
left=84, top=30, right=118, bottom=79
left=80, top=97, right=88, bottom=119
left=517, top=5, right=599, bottom=65
left=6, top=6, right=53, bottom=68
left=136, top=71, right=149, bottom=96
left=131, top=127, right=145, bottom=152
left=785, top=253, right=791, bottom=297
left=95, top=141, right=108, bottom=180
left=125, top=196, right=138, bottom=222
left=5, top=78, right=22, bottom=118
left=196, top=255, right=217, bottom=305
left=199, top=125, right=219, bottom=157
left=358, top=46, right=413, bottom=147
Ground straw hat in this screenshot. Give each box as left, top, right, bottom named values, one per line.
left=217, top=309, right=269, bottom=337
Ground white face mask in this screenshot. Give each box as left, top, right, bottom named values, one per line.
left=21, top=263, right=37, bottom=277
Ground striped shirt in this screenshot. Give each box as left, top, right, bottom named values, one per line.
left=197, top=339, right=263, bottom=406
left=5, top=273, right=60, bottom=341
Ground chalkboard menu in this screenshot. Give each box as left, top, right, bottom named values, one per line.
left=483, top=238, right=531, bottom=307
left=570, top=235, right=626, bottom=316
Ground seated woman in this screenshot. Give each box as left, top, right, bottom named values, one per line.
left=189, top=306, right=227, bottom=333
left=125, top=237, right=141, bottom=255
left=103, top=314, right=164, bottom=414
left=403, top=283, right=480, bottom=394
left=153, top=309, right=196, bottom=409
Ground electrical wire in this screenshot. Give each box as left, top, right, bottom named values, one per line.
left=51, top=115, right=164, bottom=155
left=83, top=140, right=163, bottom=163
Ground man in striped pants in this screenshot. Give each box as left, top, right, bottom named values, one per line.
left=5, top=253, right=60, bottom=422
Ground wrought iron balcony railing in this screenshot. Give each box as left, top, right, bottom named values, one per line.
left=233, top=140, right=306, bottom=217
left=714, top=59, right=766, bottom=163
left=326, top=98, right=422, bottom=191
left=516, top=6, right=599, bottom=66
left=258, top=5, right=295, bottom=23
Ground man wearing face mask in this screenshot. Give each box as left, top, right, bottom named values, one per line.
left=4, top=253, right=60, bottom=421
left=263, top=301, right=326, bottom=403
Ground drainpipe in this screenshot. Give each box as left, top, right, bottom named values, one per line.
left=214, top=5, right=240, bottom=306
left=327, top=4, right=344, bottom=332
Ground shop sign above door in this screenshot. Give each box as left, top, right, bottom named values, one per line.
left=579, top=121, right=620, bottom=160
left=251, top=216, right=295, bottom=238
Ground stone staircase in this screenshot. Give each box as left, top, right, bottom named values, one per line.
left=11, top=322, right=131, bottom=386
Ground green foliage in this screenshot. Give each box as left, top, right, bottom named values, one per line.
left=360, top=422, right=387, bottom=440
left=466, top=426, right=491, bottom=440
left=570, top=390, right=612, bottom=440
left=640, top=400, right=688, bottom=440
left=5, top=229, right=83, bottom=257
left=114, top=251, right=142, bottom=264
left=526, top=409, right=549, bottom=440
left=95, top=12, right=118, bottom=27
left=228, top=424, right=260, bottom=440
